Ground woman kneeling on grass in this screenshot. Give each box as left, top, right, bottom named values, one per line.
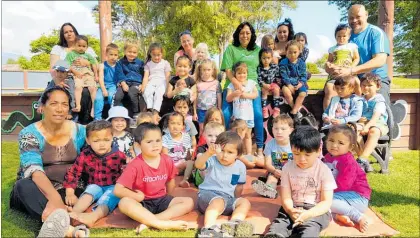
left=10, top=86, right=89, bottom=237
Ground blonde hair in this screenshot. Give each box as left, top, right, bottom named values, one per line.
left=204, top=122, right=225, bottom=133
left=261, top=35, right=275, bottom=49
left=195, top=43, right=210, bottom=59
left=195, top=59, right=218, bottom=82
left=124, top=41, right=139, bottom=51
left=136, top=112, right=154, bottom=126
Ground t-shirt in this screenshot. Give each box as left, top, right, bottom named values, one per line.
left=324, top=152, right=371, bottom=200
left=51, top=45, right=97, bottom=60
left=363, top=94, right=388, bottom=125
left=197, top=80, right=222, bottom=110
left=169, top=76, right=195, bottom=88
left=263, top=139, right=293, bottom=169
left=199, top=156, right=247, bottom=197
left=65, top=51, right=98, bottom=66
left=350, top=24, right=390, bottom=80
left=328, top=43, right=358, bottom=68
left=185, top=120, right=198, bottom=138
left=281, top=158, right=337, bottom=206
left=220, top=44, right=261, bottom=90
left=113, top=132, right=134, bottom=159
left=144, top=60, right=171, bottom=86
left=117, top=154, right=176, bottom=200
left=162, top=132, right=192, bottom=163
left=227, top=80, right=257, bottom=121
left=322, top=95, right=364, bottom=126
left=103, top=61, right=116, bottom=88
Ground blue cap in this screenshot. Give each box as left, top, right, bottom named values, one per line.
left=52, top=60, right=70, bottom=72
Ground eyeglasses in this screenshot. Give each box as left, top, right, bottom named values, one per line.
left=179, top=30, right=192, bottom=37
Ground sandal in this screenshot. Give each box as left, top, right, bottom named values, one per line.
left=38, top=209, right=70, bottom=238
left=72, top=224, right=90, bottom=238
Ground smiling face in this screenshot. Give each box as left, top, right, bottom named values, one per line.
left=348, top=5, right=368, bottom=34
left=277, top=25, right=289, bottom=42
left=326, top=132, right=353, bottom=157
left=239, top=25, right=252, bottom=48
left=292, top=147, right=321, bottom=169
left=75, top=39, right=88, bottom=54
left=196, top=49, right=207, bottom=60
left=361, top=80, right=380, bottom=99
left=216, top=143, right=239, bottom=166
left=335, top=29, right=350, bottom=46
left=151, top=48, right=163, bottom=63
left=286, top=44, right=300, bottom=63
left=272, top=121, right=293, bottom=144
left=125, top=46, right=138, bottom=62
left=180, top=34, right=194, bottom=52
left=111, top=117, right=127, bottom=133
left=87, top=129, right=113, bottom=156
left=235, top=67, right=248, bottom=83
left=42, top=90, right=70, bottom=124
left=63, top=25, right=76, bottom=44
left=176, top=59, right=191, bottom=78
left=140, top=129, right=163, bottom=158
left=167, top=115, right=184, bottom=137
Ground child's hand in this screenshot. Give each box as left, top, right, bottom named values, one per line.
left=295, top=210, right=314, bottom=224
left=121, top=83, right=129, bottom=92
left=289, top=207, right=304, bottom=221
left=295, top=82, right=303, bottom=90
left=65, top=193, right=78, bottom=206
left=287, top=84, right=295, bottom=93
left=358, top=117, right=367, bottom=123
left=331, top=119, right=340, bottom=125
left=273, top=169, right=282, bottom=178
left=95, top=76, right=99, bottom=83
left=73, top=71, right=82, bottom=79
left=134, top=190, right=145, bottom=202
left=140, top=85, right=145, bottom=93
left=102, top=89, right=109, bottom=97
left=233, top=89, right=243, bottom=97
left=323, top=117, right=330, bottom=123
left=193, top=113, right=198, bottom=121
left=361, top=124, right=371, bottom=135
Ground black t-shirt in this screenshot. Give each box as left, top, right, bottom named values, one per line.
left=169, top=76, right=195, bottom=88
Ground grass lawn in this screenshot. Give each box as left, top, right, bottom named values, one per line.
left=2, top=142, right=419, bottom=237
left=307, top=77, right=420, bottom=90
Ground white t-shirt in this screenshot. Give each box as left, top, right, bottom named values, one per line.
left=328, top=43, right=358, bottom=68
left=227, top=80, right=257, bottom=121
left=144, top=60, right=171, bottom=86
left=51, top=45, right=97, bottom=60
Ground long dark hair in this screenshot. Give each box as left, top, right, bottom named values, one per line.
left=275, top=18, right=294, bottom=43
left=58, top=23, right=79, bottom=47
left=232, top=22, right=257, bottom=51
left=177, top=30, right=193, bottom=52
left=145, top=42, right=164, bottom=63
left=40, top=86, right=71, bottom=106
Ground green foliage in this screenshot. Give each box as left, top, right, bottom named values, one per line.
left=308, top=77, right=420, bottom=90
left=315, top=53, right=329, bottom=69
left=17, top=53, right=50, bottom=70
left=306, top=62, right=320, bottom=74
left=29, top=30, right=60, bottom=54
left=6, top=59, right=18, bottom=64
left=328, top=0, right=420, bottom=74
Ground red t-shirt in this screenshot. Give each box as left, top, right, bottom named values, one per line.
left=117, top=154, right=177, bottom=200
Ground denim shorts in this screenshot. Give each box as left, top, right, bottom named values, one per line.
left=82, top=184, right=120, bottom=212
left=197, top=190, right=238, bottom=216
left=245, top=120, right=254, bottom=128
left=141, top=195, right=174, bottom=214
left=197, top=109, right=207, bottom=123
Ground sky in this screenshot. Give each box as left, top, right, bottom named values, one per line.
left=1, top=1, right=343, bottom=63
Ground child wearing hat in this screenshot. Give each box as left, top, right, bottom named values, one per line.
left=37, top=60, right=75, bottom=120
left=107, top=106, right=136, bottom=162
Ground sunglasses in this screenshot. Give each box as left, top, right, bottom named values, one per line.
left=179, top=30, right=192, bottom=37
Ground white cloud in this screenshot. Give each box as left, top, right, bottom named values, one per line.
left=307, top=34, right=334, bottom=63
left=2, top=1, right=99, bottom=56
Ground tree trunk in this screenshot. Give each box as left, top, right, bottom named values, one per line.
left=378, top=0, right=394, bottom=81
left=99, top=1, right=112, bottom=62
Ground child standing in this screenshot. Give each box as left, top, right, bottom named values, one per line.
left=251, top=115, right=294, bottom=199
left=114, top=123, right=194, bottom=232
left=65, top=35, right=98, bottom=117
left=265, top=126, right=336, bottom=237
left=114, top=41, right=145, bottom=117
left=257, top=48, right=282, bottom=119
left=324, top=24, right=360, bottom=110
left=192, top=43, right=210, bottom=76
left=294, top=32, right=310, bottom=62
left=322, top=77, right=364, bottom=130
left=162, top=112, right=194, bottom=188
left=140, top=43, right=172, bottom=113
left=195, top=132, right=254, bottom=237
left=107, top=106, right=135, bottom=162
left=94, top=43, right=119, bottom=120
left=63, top=120, right=126, bottom=227
left=279, top=40, right=308, bottom=119
left=356, top=73, right=389, bottom=173
left=324, top=125, right=372, bottom=232
left=261, top=35, right=278, bottom=64
left=226, top=62, right=258, bottom=159
left=194, top=59, right=222, bottom=132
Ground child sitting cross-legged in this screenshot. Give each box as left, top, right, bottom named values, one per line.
left=64, top=120, right=126, bottom=227
left=196, top=131, right=254, bottom=237
left=264, top=126, right=337, bottom=238
left=114, top=123, right=194, bottom=233
left=251, top=114, right=294, bottom=199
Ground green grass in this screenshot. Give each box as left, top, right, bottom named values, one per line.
left=2, top=142, right=419, bottom=237
left=307, top=77, right=420, bottom=90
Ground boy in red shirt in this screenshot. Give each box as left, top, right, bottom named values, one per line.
left=114, top=123, right=194, bottom=233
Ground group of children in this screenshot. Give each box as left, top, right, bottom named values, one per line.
left=40, top=22, right=392, bottom=237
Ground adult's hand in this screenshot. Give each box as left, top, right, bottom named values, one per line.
left=121, top=82, right=129, bottom=92
left=332, top=67, right=352, bottom=78
left=73, top=57, right=90, bottom=67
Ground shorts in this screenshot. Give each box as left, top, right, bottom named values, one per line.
left=245, top=120, right=254, bottom=128
left=141, top=195, right=174, bottom=214
left=282, top=83, right=308, bottom=94
left=262, top=83, right=280, bottom=93
left=197, top=190, right=238, bottom=216
left=74, top=67, right=96, bottom=88
left=197, top=109, right=207, bottom=123
left=82, top=184, right=120, bottom=212
left=356, top=122, right=389, bottom=136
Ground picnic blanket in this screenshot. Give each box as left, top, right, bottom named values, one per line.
left=91, top=169, right=399, bottom=237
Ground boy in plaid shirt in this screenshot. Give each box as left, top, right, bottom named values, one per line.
left=64, top=120, right=126, bottom=227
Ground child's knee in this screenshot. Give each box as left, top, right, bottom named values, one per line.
left=368, top=127, right=381, bottom=137
left=118, top=197, right=136, bottom=212
left=236, top=198, right=251, bottom=209
left=182, top=197, right=194, bottom=210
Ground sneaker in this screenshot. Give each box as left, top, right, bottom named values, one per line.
left=272, top=108, right=280, bottom=118
left=251, top=180, right=278, bottom=199
left=263, top=106, right=269, bottom=119
left=221, top=219, right=254, bottom=238
left=357, top=158, right=374, bottom=173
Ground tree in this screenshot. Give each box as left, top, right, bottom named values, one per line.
left=6, top=59, right=18, bottom=64
left=306, top=62, right=320, bottom=74
left=328, top=0, right=420, bottom=74
left=315, top=53, right=329, bottom=69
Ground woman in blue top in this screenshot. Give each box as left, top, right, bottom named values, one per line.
left=220, top=22, right=264, bottom=158
left=10, top=87, right=89, bottom=237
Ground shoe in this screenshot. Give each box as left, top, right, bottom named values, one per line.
left=272, top=108, right=280, bottom=118
left=357, top=158, right=374, bottom=173
left=263, top=106, right=269, bottom=119
left=221, top=219, right=254, bottom=237
left=251, top=180, right=278, bottom=199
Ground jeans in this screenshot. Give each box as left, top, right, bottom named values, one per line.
left=331, top=191, right=369, bottom=223
left=379, top=77, right=391, bottom=106
left=82, top=184, right=120, bottom=212
left=94, top=85, right=117, bottom=120
left=222, top=89, right=264, bottom=148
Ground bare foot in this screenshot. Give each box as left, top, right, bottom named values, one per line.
left=72, top=106, right=81, bottom=112
left=135, top=224, right=148, bottom=235
left=179, top=180, right=190, bottom=188
left=156, top=220, right=189, bottom=230
left=358, top=214, right=372, bottom=233
left=335, top=214, right=355, bottom=227
left=69, top=212, right=97, bottom=228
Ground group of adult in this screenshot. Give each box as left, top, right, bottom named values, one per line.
left=10, top=4, right=391, bottom=237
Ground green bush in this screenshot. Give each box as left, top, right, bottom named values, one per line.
left=306, top=62, right=320, bottom=74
